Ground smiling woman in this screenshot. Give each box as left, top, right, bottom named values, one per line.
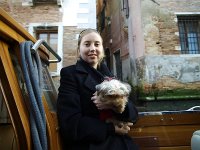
left=57, top=28, right=139, bottom=150
left=78, top=29, right=104, bottom=69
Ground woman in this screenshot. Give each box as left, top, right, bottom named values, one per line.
left=57, top=28, right=139, bottom=150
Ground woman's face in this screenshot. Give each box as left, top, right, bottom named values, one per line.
left=79, top=32, right=104, bottom=69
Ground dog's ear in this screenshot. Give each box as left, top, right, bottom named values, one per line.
left=125, top=83, right=131, bottom=93
left=120, top=83, right=131, bottom=96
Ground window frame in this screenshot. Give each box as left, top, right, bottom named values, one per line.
left=122, top=0, right=129, bottom=18
left=28, top=23, right=63, bottom=77
left=177, top=15, right=200, bottom=54
left=34, top=0, right=57, bottom=4
left=22, top=0, right=62, bottom=6
left=35, top=28, right=58, bottom=75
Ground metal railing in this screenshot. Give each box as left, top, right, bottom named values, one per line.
left=32, top=39, right=61, bottom=63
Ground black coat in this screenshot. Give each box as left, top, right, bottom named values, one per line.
left=57, top=59, right=139, bottom=150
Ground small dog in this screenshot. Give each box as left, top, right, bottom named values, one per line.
left=95, top=79, right=131, bottom=114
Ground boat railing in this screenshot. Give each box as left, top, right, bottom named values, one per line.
left=32, top=39, right=61, bottom=63
left=139, top=105, right=200, bottom=116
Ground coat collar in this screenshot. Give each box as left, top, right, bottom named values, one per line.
left=75, top=59, right=89, bottom=74
left=75, top=59, right=99, bottom=91
left=76, top=59, right=113, bottom=76
left=75, top=59, right=114, bottom=91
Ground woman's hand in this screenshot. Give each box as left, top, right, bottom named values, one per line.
left=106, top=118, right=133, bottom=135
left=114, top=123, right=133, bottom=135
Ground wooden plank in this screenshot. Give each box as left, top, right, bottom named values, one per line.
left=0, top=20, right=23, bottom=42
left=139, top=146, right=190, bottom=150
left=130, top=125, right=200, bottom=147
left=0, top=8, right=49, bottom=62
left=134, top=113, right=200, bottom=127
left=50, top=112, right=63, bottom=150
left=132, top=136, right=159, bottom=147
left=0, top=41, right=31, bottom=149
left=129, top=113, right=200, bottom=148
left=0, top=8, right=33, bottom=41
left=159, top=146, right=190, bottom=150
left=42, top=97, right=62, bottom=150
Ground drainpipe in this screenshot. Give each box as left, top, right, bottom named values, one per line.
left=128, top=0, right=145, bottom=85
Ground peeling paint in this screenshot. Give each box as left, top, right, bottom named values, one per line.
left=135, top=55, right=200, bottom=100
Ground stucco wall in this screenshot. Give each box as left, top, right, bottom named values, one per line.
left=141, top=0, right=200, bottom=55
left=141, top=0, right=179, bottom=55
left=133, top=0, right=200, bottom=101
left=136, top=55, right=200, bottom=101
left=0, top=1, right=62, bottom=27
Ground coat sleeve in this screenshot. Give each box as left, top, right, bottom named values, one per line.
left=114, top=100, right=138, bottom=123
left=57, top=67, right=114, bottom=143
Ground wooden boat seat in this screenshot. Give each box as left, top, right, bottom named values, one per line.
left=129, top=111, right=200, bottom=150
left=0, top=124, right=17, bottom=150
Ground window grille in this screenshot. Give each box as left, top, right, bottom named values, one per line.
left=178, top=16, right=200, bottom=54
left=34, top=0, right=57, bottom=4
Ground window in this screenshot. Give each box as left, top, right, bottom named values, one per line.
left=105, top=48, right=111, bottom=70
left=178, top=16, right=200, bottom=54
left=122, top=0, right=129, bottom=18
left=114, top=50, right=122, bottom=80
left=29, top=23, right=63, bottom=77
left=34, top=0, right=57, bottom=4
left=23, top=0, right=62, bottom=6
left=100, top=1, right=106, bottom=32
left=35, top=26, right=58, bottom=75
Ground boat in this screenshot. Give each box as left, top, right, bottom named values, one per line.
left=0, top=7, right=61, bottom=150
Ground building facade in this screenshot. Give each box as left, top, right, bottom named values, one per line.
left=97, top=0, right=200, bottom=110
left=0, top=0, right=97, bottom=88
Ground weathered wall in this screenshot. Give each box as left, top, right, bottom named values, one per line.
left=0, top=0, right=62, bottom=28
left=137, top=55, right=200, bottom=100
left=134, top=0, right=200, bottom=101
left=141, top=0, right=200, bottom=55
left=0, top=0, right=79, bottom=88
left=62, top=26, right=80, bottom=67
left=141, top=0, right=179, bottom=55
left=100, top=0, right=130, bottom=79
left=109, top=0, right=129, bottom=57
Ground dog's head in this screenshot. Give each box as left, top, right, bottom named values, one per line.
left=96, top=79, right=131, bottom=113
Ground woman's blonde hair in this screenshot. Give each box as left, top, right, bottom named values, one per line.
left=77, top=28, right=105, bottom=64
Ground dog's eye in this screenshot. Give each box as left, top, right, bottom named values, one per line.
left=107, top=95, right=117, bottom=98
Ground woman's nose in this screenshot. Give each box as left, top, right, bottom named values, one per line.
left=89, top=44, right=96, bottom=51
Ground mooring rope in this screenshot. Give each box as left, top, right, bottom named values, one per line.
left=20, top=41, right=47, bottom=150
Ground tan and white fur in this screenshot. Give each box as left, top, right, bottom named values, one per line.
left=95, top=79, right=131, bottom=114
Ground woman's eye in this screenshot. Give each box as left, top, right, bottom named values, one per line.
left=95, top=43, right=100, bottom=47
left=85, top=43, right=90, bottom=47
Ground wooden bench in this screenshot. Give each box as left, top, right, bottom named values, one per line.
left=129, top=112, right=200, bottom=150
